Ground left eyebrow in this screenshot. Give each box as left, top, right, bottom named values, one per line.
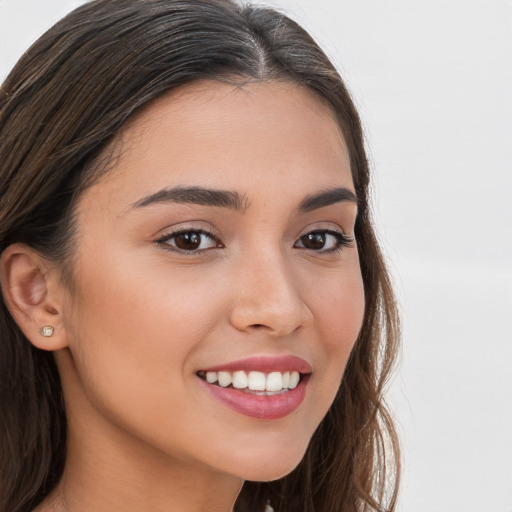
left=298, top=187, right=358, bottom=213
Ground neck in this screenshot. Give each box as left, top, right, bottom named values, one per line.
left=36, top=351, right=243, bottom=512
left=37, top=427, right=243, bottom=512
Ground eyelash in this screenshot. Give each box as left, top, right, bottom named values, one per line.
left=156, top=227, right=354, bottom=255
left=156, top=229, right=223, bottom=255
left=294, top=229, right=354, bottom=253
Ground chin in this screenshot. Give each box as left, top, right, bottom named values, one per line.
left=239, top=461, right=302, bottom=483
left=229, top=445, right=308, bottom=483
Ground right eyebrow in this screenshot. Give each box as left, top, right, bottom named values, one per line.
left=131, top=186, right=250, bottom=212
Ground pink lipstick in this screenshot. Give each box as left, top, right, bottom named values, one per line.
left=197, top=356, right=312, bottom=420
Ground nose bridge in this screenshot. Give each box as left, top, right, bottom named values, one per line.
left=229, top=244, right=312, bottom=336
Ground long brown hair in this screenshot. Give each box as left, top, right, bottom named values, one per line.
left=0, top=1, right=400, bottom=511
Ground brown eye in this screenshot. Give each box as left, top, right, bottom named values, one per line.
left=158, top=229, right=220, bottom=253
left=174, top=232, right=201, bottom=250
left=295, top=230, right=353, bottom=253
left=301, top=232, right=327, bottom=249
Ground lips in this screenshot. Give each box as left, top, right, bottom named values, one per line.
left=197, top=355, right=312, bottom=420
left=199, top=355, right=312, bottom=374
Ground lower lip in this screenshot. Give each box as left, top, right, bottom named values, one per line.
left=199, top=376, right=309, bottom=420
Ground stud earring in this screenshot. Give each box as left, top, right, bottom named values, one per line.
left=39, top=325, right=54, bottom=337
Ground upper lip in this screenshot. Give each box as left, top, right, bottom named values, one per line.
left=199, top=355, right=312, bottom=374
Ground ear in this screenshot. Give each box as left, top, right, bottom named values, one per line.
left=0, top=243, right=68, bottom=351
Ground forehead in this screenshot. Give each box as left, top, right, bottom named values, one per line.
left=80, top=80, right=353, bottom=213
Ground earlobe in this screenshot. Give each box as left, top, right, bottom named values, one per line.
left=0, top=243, right=68, bottom=351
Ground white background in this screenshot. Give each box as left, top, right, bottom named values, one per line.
left=1, top=1, right=511, bottom=511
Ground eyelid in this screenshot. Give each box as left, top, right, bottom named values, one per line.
left=297, top=222, right=353, bottom=240
left=156, top=228, right=219, bottom=243
left=155, top=221, right=221, bottom=240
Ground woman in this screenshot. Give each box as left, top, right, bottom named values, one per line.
left=0, top=1, right=400, bottom=511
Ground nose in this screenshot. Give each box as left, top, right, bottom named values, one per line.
left=229, top=251, right=313, bottom=337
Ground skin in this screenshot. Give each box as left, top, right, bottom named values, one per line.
left=6, top=80, right=364, bottom=511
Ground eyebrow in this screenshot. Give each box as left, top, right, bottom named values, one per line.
left=297, top=187, right=358, bottom=213
left=132, top=186, right=249, bottom=212
left=131, top=185, right=357, bottom=213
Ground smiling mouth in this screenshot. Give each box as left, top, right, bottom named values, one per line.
left=196, top=370, right=306, bottom=395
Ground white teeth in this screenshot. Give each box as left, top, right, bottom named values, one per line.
left=266, top=372, right=284, bottom=392
left=201, top=369, right=304, bottom=392
left=206, top=371, right=217, bottom=384
left=232, top=370, right=248, bottom=389
left=217, top=371, right=232, bottom=387
left=289, top=371, right=300, bottom=389
left=248, top=371, right=266, bottom=391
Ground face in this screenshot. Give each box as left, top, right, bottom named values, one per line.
left=58, top=80, right=364, bottom=482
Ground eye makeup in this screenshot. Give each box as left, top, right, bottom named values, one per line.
left=155, top=225, right=354, bottom=256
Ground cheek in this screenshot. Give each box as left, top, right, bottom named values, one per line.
left=63, top=254, right=227, bottom=405
left=310, top=256, right=365, bottom=348
left=61, top=264, right=167, bottom=411
left=307, top=261, right=365, bottom=402
left=319, top=273, right=365, bottom=348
